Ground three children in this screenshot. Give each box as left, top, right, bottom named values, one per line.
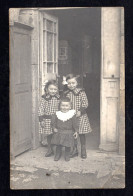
left=38, top=74, right=92, bottom=161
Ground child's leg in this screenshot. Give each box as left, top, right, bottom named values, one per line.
left=40, top=134, right=48, bottom=147
left=65, top=147, right=71, bottom=161
left=70, top=139, right=78, bottom=158
left=45, top=134, right=54, bottom=157
left=79, top=134, right=87, bottom=159
left=54, top=145, right=62, bottom=161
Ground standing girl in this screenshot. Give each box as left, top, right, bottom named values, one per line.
left=63, top=74, right=92, bottom=159
left=51, top=97, right=78, bottom=161
left=38, top=80, right=60, bottom=157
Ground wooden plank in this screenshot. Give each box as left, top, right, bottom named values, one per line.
left=10, top=25, right=32, bottom=156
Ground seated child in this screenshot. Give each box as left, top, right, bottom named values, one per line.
left=51, top=97, right=78, bottom=162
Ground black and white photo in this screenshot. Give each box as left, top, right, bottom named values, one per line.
left=10, top=7, right=125, bottom=189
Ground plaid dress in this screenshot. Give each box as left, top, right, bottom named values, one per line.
left=38, top=94, right=60, bottom=135
left=64, top=88, right=92, bottom=134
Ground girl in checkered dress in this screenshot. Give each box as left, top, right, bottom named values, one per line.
left=63, top=74, right=92, bottom=159
left=38, top=80, right=60, bottom=157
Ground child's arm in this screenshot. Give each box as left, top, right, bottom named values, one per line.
left=73, top=132, right=78, bottom=139
left=51, top=114, right=58, bottom=133
left=38, top=97, right=46, bottom=122
left=72, top=115, right=79, bottom=138
left=78, top=91, right=89, bottom=116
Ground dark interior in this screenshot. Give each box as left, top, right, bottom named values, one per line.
left=47, top=8, right=101, bottom=149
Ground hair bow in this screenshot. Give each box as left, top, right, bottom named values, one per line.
left=62, top=76, right=68, bottom=85
left=43, top=80, right=49, bottom=86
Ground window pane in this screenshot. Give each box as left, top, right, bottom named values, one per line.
left=54, top=63, right=57, bottom=73
left=54, top=35, right=56, bottom=61
left=43, top=19, right=46, bottom=30
left=54, top=23, right=56, bottom=33
left=46, top=20, right=53, bottom=32
left=47, top=63, right=53, bottom=73
left=47, top=33, right=53, bottom=61
left=43, top=31, right=46, bottom=60
left=43, top=63, right=46, bottom=74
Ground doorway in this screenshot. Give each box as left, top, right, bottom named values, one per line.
left=40, top=8, right=101, bottom=149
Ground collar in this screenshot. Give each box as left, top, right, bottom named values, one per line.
left=42, top=93, right=60, bottom=100
left=65, top=88, right=83, bottom=96
left=56, top=110, right=76, bottom=122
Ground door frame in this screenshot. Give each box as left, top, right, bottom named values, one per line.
left=100, top=8, right=125, bottom=154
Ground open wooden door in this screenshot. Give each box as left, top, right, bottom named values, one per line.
left=100, top=8, right=121, bottom=152
left=39, top=12, right=58, bottom=95
left=10, top=22, right=33, bottom=157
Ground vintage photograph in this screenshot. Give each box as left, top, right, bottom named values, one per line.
left=10, top=7, right=125, bottom=189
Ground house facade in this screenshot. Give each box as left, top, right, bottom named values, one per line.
left=10, top=8, right=125, bottom=157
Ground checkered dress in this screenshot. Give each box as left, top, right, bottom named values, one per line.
left=64, top=88, right=92, bottom=134
left=38, top=94, right=60, bottom=135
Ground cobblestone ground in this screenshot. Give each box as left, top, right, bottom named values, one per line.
left=10, top=147, right=125, bottom=189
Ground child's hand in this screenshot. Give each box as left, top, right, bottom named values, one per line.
left=73, top=132, right=78, bottom=139
left=54, top=128, right=58, bottom=133
left=40, top=121, right=45, bottom=128
left=76, top=111, right=81, bottom=117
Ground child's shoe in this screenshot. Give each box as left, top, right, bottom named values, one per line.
left=81, top=145, right=87, bottom=159
left=65, top=155, right=70, bottom=162
left=45, top=148, right=54, bottom=157
left=54, top=146, right=61, bottom=161
left=70, top=147, right=78, bottom=158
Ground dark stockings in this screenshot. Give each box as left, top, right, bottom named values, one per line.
left=79, top=134, right=87, bottom=158
left=70, top=134, right=87, bottom=158
left=65, top=147, right=71, bottom=161
left=54, top=145, right=62, bottom=161
left=45, top=134, right=53, bottom=157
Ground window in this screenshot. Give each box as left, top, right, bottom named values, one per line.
left=39, top=12, right=58, bottom=94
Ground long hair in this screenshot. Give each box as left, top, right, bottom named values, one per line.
left=44, top=80, right=58, bottom=95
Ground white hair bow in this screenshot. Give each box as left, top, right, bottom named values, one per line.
left=43, top=80, right=49, bottom=86
left=62, top=76, right=68, bottom=85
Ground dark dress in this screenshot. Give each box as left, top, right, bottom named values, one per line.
left=51, top=112, right=79, bottom=148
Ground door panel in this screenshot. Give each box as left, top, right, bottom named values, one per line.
left=10, top=24, right=32, bottom=156
left=100, top=8, right=120, bottom=151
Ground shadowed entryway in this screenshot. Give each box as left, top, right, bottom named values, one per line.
left=46, top=8, right=101, bottom=150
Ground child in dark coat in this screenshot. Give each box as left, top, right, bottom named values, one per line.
left=51, top=97, right=78, bottom=162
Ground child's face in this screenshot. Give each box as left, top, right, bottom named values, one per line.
left=47, top=84, right=58, bottom=96
left=60, top=102, right=71, bottom=113
left=67, top=78, right=78, bottom=90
